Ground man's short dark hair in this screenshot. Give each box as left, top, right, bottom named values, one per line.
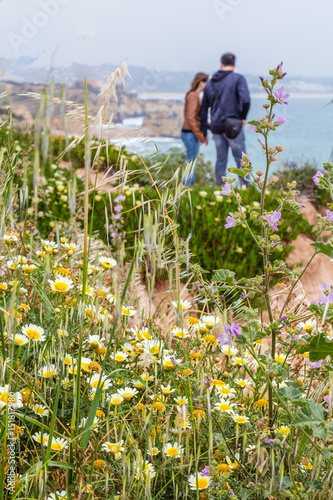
left=221, top=53, right=236, bottom=66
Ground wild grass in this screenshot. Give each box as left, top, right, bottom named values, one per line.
left=1, top=63, right=333, bottom=500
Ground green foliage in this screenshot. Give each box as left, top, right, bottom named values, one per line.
left=90, top=185, right=313, bottom=277
left=272, top=160, right=330, bottom=208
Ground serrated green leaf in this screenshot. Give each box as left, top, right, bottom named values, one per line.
left=310, top=241, right=333, bottom=257
left=292, top=400, right=325, bottom=437
left=212, top=269, right=236, bottom=283
left=303, top=334, right=333, bottom=362
left=277, top=386, right=304, bottom=400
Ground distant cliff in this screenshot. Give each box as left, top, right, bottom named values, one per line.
left=0, top=81, right=184, bottom=138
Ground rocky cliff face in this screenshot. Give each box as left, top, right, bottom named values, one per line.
left=0, top=82, right=184, bottom=138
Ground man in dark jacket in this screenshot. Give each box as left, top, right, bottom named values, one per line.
left=201, top=53, right=250, bottom=186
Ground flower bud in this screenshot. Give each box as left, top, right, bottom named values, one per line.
left=268, top=148, right=276, bottom=155
left=262, top=103, right=270, bottom=109
left=276, top=145, right=283, bottom=152
left=256, top=170, right=264, bottom=176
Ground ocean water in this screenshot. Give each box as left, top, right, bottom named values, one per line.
left=114, top=97, right=333, bottom=175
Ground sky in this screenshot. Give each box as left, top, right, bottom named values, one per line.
left=1, top=0, right=333, bottom=78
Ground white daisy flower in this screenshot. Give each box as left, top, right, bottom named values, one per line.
left=110, top=393, right=124, bottom=406
left=174, top=396, right=188, bottom=406
left=201, top=314, right=219, bottom=329
left=188, top=473, right=211, bottom=490
left=49, top=277, right=74, bottom=293
left=90, top=374, right=111, bottom=391
left=232, top=414, right=249, bottom=425
left=217, top=384, right=236, bottom=398
left=163, top=442, right=183, bottom=458
left=38, top=364, right=57, bottom=379
left=121, top=305, right=135, bottom=317
left=171, top=299, right=192, bottom=311
left=172, top=328, right=190, bottom=340
left=32, top=404, right=49, bottom=417
left=0, top=385, right=23, bottom=409
left=111, top=351, right=128, bottom=363
left=214, top=398, right=235, bottom=413
left=87, top=335, right=104, bottom=349
left=117, top=387, right=138, bottom=401
left=161, top=384, right=176, bottom=395
left=102, top=440, right=124, bottom=459
left=48, top=491, right=68, bottom=500
left=220, top=344, right=239, bottom=357
left=49, top=437, right=68, bottom=451
left=99, top=256, right=117, bottom=270
left=11, top=333, right=29, bottom=345
left=22, top=324, right=45, bottom=342
left=79, top=417, right=100, bottom=432
left=32, top=432, right=49, bottom=446
left=136, top=461, right=156, bottom=479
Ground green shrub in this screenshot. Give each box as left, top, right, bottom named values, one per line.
left=91, top=186, right=313, bottom=276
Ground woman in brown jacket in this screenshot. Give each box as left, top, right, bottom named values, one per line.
left=181, top=72, right=209, bottom=185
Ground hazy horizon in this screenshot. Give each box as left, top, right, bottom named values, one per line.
left=1, top=0, right=333, bottom=80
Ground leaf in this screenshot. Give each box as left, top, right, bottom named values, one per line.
left=237, top=489, right=254, bottom=500
left=277, top=385, right=304, bottom=400
left=212, top=269, right=236, bottom=283
left=303, top=334, right=333, bottom=362
left=292, top=400, right=325, bottom=437
left=310, top=241, right=333, bottom=257
left=228, top=167, right=247, bottom=178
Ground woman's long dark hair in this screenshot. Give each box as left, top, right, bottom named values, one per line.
left=186, top=72, right=209, bottom=98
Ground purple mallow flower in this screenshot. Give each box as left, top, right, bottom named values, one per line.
left=324, top=395, right=333, bottom=406
left=273, top=86, right=290, bottom=105
left=326, top=210, right=333, bottom=223
left=312, top=171, right=324, bottom=185
left=248, top=124, right=257, bottom=131
left=275, top=116, right=286, bottom=125
left=225, top=212, right=236, bottom=229
left=266, top=211, right=281, bottom=231
left=224, top=323, right=241, bottom=337
left=318, top=292, right=333, bottom=304
left=305, top=359, right=323, bottom=368
left=201, top=466, right=210, bottom=476
left=221, top=184, right=232, bottom=196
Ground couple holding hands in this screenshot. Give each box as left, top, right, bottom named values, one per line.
left=181, top=52, right=250, bottom=187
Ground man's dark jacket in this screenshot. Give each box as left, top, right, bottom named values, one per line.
left=200, top=70, right=250, bottom=136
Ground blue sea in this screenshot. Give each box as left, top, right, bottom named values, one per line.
left=115, top=96, right=333, bottom=175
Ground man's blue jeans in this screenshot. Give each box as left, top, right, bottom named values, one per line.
left=181, top=130, right=200, bottom=186
left=213, top=128, right=248, bottom=186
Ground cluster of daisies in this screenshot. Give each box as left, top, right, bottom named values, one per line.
left=1, top=233, right=332, bottom=498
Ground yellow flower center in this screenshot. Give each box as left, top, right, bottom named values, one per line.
left=26, top=329, right=41, bottom=340
left=43, top=371, right=55, bottom=378
left=220, top=387, right=232, bottom=394
left=112, top=398, right=122, bottom=405
left=53, top=282, right=69, bottom=292
left=166, top=447, right=179, bottom=456
left=1, top=392, right=8, bottom=403
left=92, top=380, right=105, bottom=389
left=196, top=478, right=209, bottom=489
left=122, top=392, right=133, bottom=400
left=235, top=417, right=247, bottom=423
left=15, top=338, right=25, bottom=345
left=35, top=407, right=45, bottom=415
left=110, top=444, right=121, bottom=453
left=178, top=399, right=187, bottom=405
left=219, top=403, right=231, bottom=411
left=50, top=442, right=63, bottom=450
left=115, top=355, right=125, bottom=362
